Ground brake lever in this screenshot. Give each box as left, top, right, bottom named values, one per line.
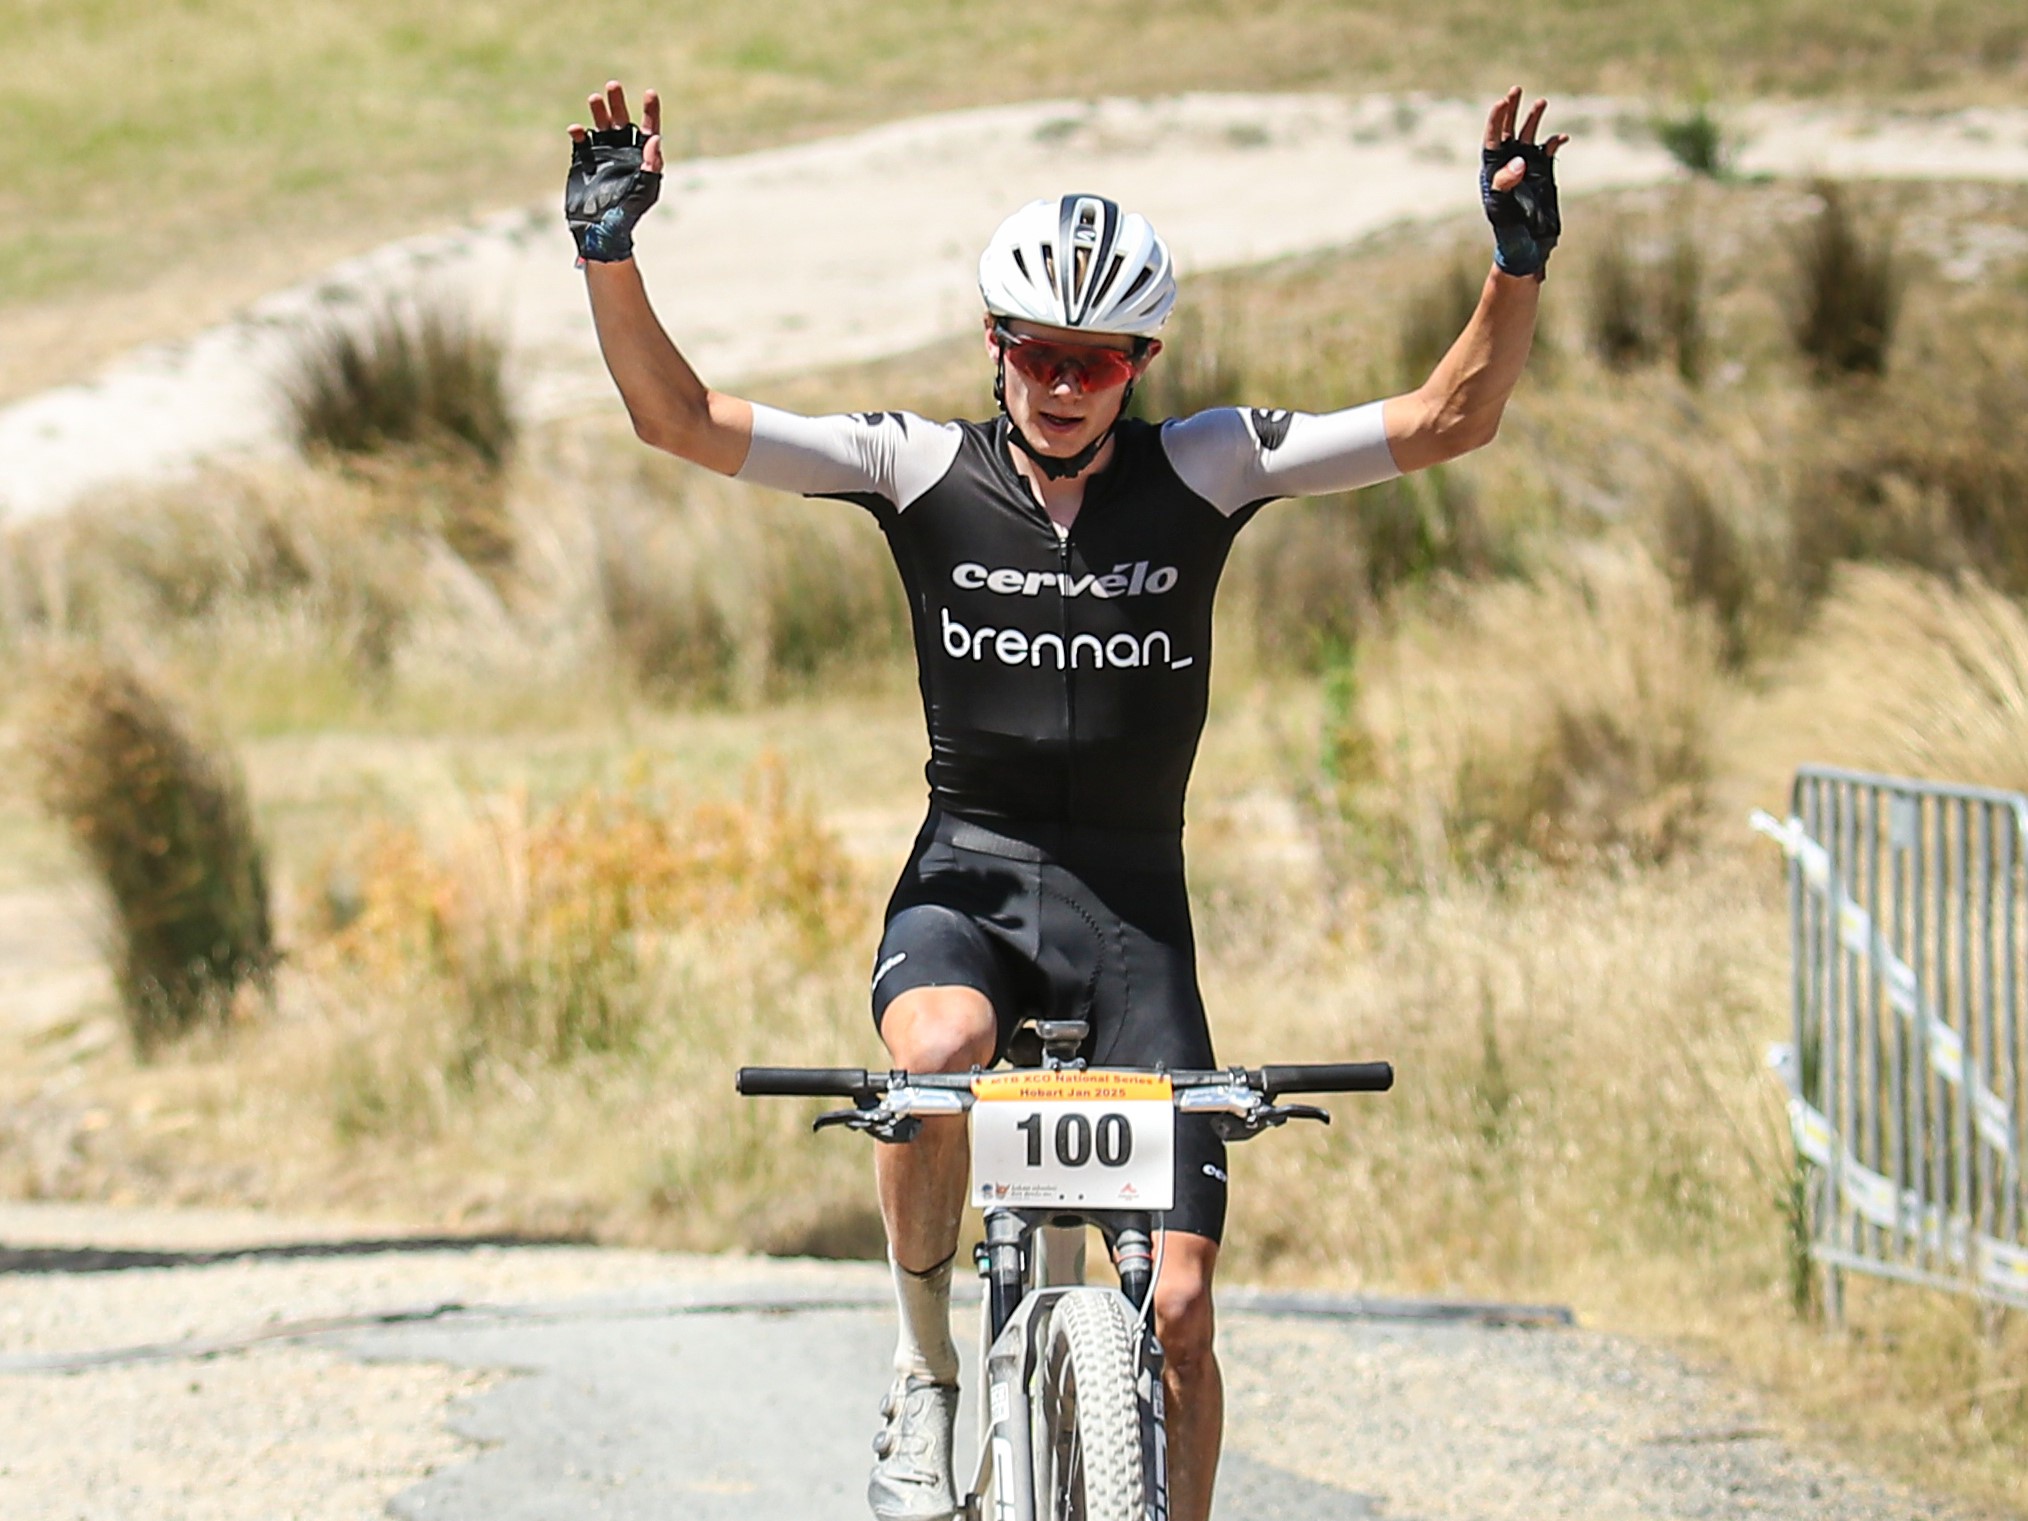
left=813, top=1106, right=924, bottom=1144
left=1210, top=1102, right=1331, bottom=1142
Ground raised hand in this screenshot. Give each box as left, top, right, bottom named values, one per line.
left=1481, top=86, right=1569, bottom=280
left=565, top=80, right=666, bottom=264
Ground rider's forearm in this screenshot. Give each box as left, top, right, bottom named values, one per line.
left=1384, top=266, right=1540, bottom=473
left=583, top=259, right=752, bottom=475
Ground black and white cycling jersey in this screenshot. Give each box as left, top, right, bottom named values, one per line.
left=737, top=402, right=1398, bottom=833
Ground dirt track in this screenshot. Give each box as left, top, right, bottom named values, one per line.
left=0, top=1203, right=1978, bottom=1520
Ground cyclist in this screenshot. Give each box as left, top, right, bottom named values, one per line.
left=567, top=80, right=1566, bottom=1521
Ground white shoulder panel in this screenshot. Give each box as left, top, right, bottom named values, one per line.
left=1161, top=402, right=1401, bottom=517
left=736, top=405, right=963, bottom=510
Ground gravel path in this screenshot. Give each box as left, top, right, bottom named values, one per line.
left=0, top=1205, right=1977, bottom=1521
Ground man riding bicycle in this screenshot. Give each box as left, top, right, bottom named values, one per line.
left=568, top=80, right=1566, bottom=1521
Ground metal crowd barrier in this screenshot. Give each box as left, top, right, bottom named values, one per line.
left=1753, top=767, right=2028, bottom=1319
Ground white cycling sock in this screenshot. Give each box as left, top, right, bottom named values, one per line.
left=889, top=1250, right=960, bottom=1387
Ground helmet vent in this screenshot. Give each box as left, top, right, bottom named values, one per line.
left=1100, top=253, right=1126, bottom=301
left=1120, top=261, right=1154, bottom=302
left=1011, top=248, right=1032, bottom=281
left=1041, top=244, right=1058, bottom=291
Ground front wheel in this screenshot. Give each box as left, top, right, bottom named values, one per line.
left=1033, top=1291, right=1164, bottom=1521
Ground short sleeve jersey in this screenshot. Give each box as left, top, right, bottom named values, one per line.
left=738, top=403, right=1398, bottom=833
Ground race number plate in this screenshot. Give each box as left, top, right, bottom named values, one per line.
left=970, top=1071, right=1174, bottom=1211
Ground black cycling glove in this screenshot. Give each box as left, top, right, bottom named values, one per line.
left=1480, top=138, right=1560, bottom=279
left=566, top=124, right=662, bottom=264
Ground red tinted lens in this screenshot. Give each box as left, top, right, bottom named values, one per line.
left=1000, top=335, right=1139, bottom=391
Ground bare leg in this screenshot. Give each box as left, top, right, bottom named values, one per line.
left=875, top=986, right=997, bottom=1271
left=1153, top=1231, right=1223, bottom=1521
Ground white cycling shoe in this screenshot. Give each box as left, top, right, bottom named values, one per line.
left=869, top=1375, right=960, bottom=1520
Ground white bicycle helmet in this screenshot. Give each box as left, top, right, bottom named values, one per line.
left=978, top=194, right=1176, bottom=337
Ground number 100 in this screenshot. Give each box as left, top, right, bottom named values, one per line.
left=1015, top=1111, right=1134, bottom=1168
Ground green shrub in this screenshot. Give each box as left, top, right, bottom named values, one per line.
left=21, top=653, right=274, bottom=1051
left=1789, top=183, right=1904, bottom=380
left=1653, top=104, right=1733, bottom=178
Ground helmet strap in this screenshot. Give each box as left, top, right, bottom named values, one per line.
left=995, top=354, right=1134, bottom=483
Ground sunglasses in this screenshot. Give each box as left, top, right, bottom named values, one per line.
left=993, top=324, right=1149, bottom=393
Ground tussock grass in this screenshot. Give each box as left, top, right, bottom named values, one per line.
left=284, top=298, right=516, bottom=469
left=1587, top=229, right=1662, bottom=371
left=265, top=762, right=879, bottom=1249
left=18, top=653, right=274, bottom=1052
left=1, top=469, right=417, bottom=675
left=1789, top=182, right=1905, bottom=379
left=283, top=298, right=518, bottom=579
left=1584, top=226, right=1708, bottom=381
left=589, top=461, right=909, bottom=703
left=1230, top=466, right=1501, bottom=671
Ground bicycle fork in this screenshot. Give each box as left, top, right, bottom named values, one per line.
left=963, top=1212, right=1168, bottom=1521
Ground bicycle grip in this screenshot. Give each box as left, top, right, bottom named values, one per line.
left=1258, top=1062, right=1394, bottom=1097
left=736, top=1067, right=875, bottom=1098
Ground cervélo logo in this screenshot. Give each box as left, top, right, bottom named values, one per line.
left=951, top=561, right=1180, bottom=599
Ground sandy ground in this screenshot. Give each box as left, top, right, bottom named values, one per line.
left=7, top=93, right=2028, bottom=522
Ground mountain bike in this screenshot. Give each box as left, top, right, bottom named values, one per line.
left=737, top=1018, right=1393, bottom=1521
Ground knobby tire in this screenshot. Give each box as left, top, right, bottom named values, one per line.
left=1034, top=1292, right=1161, bottom=1521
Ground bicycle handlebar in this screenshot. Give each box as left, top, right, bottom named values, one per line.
left=1255, top=1062, right=1394, bottom=1097
left=736, top=1067, right=878, bottom=1097
left=734, top=1061, right=1394, bottom=1100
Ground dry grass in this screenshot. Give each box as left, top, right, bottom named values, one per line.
left=1323, top=548, right=1721, bottom=881
left=1728, top=565, right=2028, bottom=807
left=1583, top=226, right=1709, bottom=382
left=1791, top=319, right=2028, bottom=600
left=284, top=298, right=515, bottom=470
left=1788, top=181, right=1907, bottom=380
left=318, top=762, right=859, bottom=1066
left=1395, top=253, right=1485, bottom=389
left=16, top=652, right=274, bottom=1052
